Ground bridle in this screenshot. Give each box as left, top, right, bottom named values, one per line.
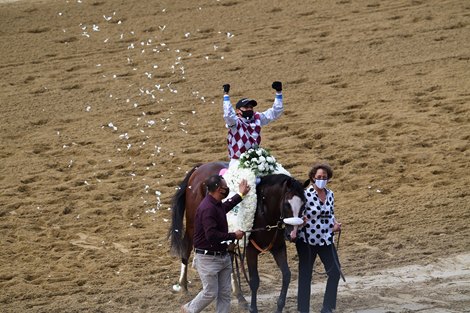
left=246, top=179, right=295, bottom=253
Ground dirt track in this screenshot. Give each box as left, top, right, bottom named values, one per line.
left=0, top=0, right=469, bottom=312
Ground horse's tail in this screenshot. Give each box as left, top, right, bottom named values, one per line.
left=168, top=164, right=200, bottom=258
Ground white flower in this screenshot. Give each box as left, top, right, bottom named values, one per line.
left=259, top=155, right=266, bottom=163
left=266, top=156, right=274, bottom=163
left=256, top=150, right=262, bottom=156
left=251, top=157, right=258, bottom=164
left=258, top=164, right=265, bottom=172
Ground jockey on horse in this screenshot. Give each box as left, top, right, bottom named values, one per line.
left=222, top=81, right=284, bottom=167
left=221, top=82, right=291, bottom=235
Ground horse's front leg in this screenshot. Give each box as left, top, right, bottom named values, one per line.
left=271, top=245, right=291, bottom=313
left=246, top=245, right=260, bottom=313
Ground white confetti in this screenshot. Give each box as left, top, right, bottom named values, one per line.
left=108, top=122, right=117, bottom=131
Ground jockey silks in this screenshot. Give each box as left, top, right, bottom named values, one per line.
left=227, top=113, right=262, bottom=159
left=223, top=92, right=284, bottom=160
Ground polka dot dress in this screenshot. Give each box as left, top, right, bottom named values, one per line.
left=298, top=185, right=335, bottom=246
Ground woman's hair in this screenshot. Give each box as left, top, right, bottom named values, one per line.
left=205, top=175, right=224, bottom=192
left=308, top=163, right=333, bottom=181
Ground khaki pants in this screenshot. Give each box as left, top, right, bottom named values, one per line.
left=184, top=253, right=232, bottom=313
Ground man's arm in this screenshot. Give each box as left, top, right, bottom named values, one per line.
left=259, top=81, right=283, bottom=126
left=222, top=84, right=238, bottom=127
left=221, top=194, right=243, bottom=213
left=203, top=208, right=237, bottom=245
left=221, top=179, right=250, bottom=213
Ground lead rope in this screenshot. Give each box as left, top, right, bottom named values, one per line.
left=312, top=229, right=346, bottom=282
left=233, top=240, right=244, bottom=292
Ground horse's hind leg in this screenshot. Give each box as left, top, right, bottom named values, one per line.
left=173, top=259, right=188, bottom=292
left=173, top=236, right=193, bottom=292
left=271, top=246, right=291, bottom=313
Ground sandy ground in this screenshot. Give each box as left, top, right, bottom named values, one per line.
left=0, top=0, right=469, bottom=312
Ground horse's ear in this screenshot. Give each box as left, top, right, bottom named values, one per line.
left=303, top=179, right=310, bottom=188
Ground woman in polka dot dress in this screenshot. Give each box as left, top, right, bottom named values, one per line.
left=296, top=163, right=342, bottom=313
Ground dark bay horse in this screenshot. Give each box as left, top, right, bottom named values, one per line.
left=168, top=162, right=306, bottom=313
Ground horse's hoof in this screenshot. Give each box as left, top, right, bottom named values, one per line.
left=237, top=299, right=249, bottom=310
left=172, top=284, right=187, bottom=293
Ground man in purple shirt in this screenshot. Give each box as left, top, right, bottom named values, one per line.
left=181, top=175, right=249, bottom=313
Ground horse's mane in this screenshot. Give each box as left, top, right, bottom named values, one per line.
left=258, top=174, right=306, bottom=200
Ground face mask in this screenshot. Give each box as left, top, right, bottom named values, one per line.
left=220, top=187, right=230, bottom=198
left=241, top=110, right=254, bottom=120
left=314, top=179, right=327, bottom=189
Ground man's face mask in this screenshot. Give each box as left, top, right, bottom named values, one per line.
left=220, top=186, right=230, bottom=198
left=241, top=110, right=254, bottom=120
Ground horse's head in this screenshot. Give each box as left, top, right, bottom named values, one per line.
left=280, top=177, right=306, bottom=242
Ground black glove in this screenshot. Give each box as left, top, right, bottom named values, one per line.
left=272, top=81, right=282, bottom=92
left=223, top=84, right=230, bottom=93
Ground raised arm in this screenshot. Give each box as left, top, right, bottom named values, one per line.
left=222, top=84, right=237, bottom=127
left=259, top=81, right=284, bottom=126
